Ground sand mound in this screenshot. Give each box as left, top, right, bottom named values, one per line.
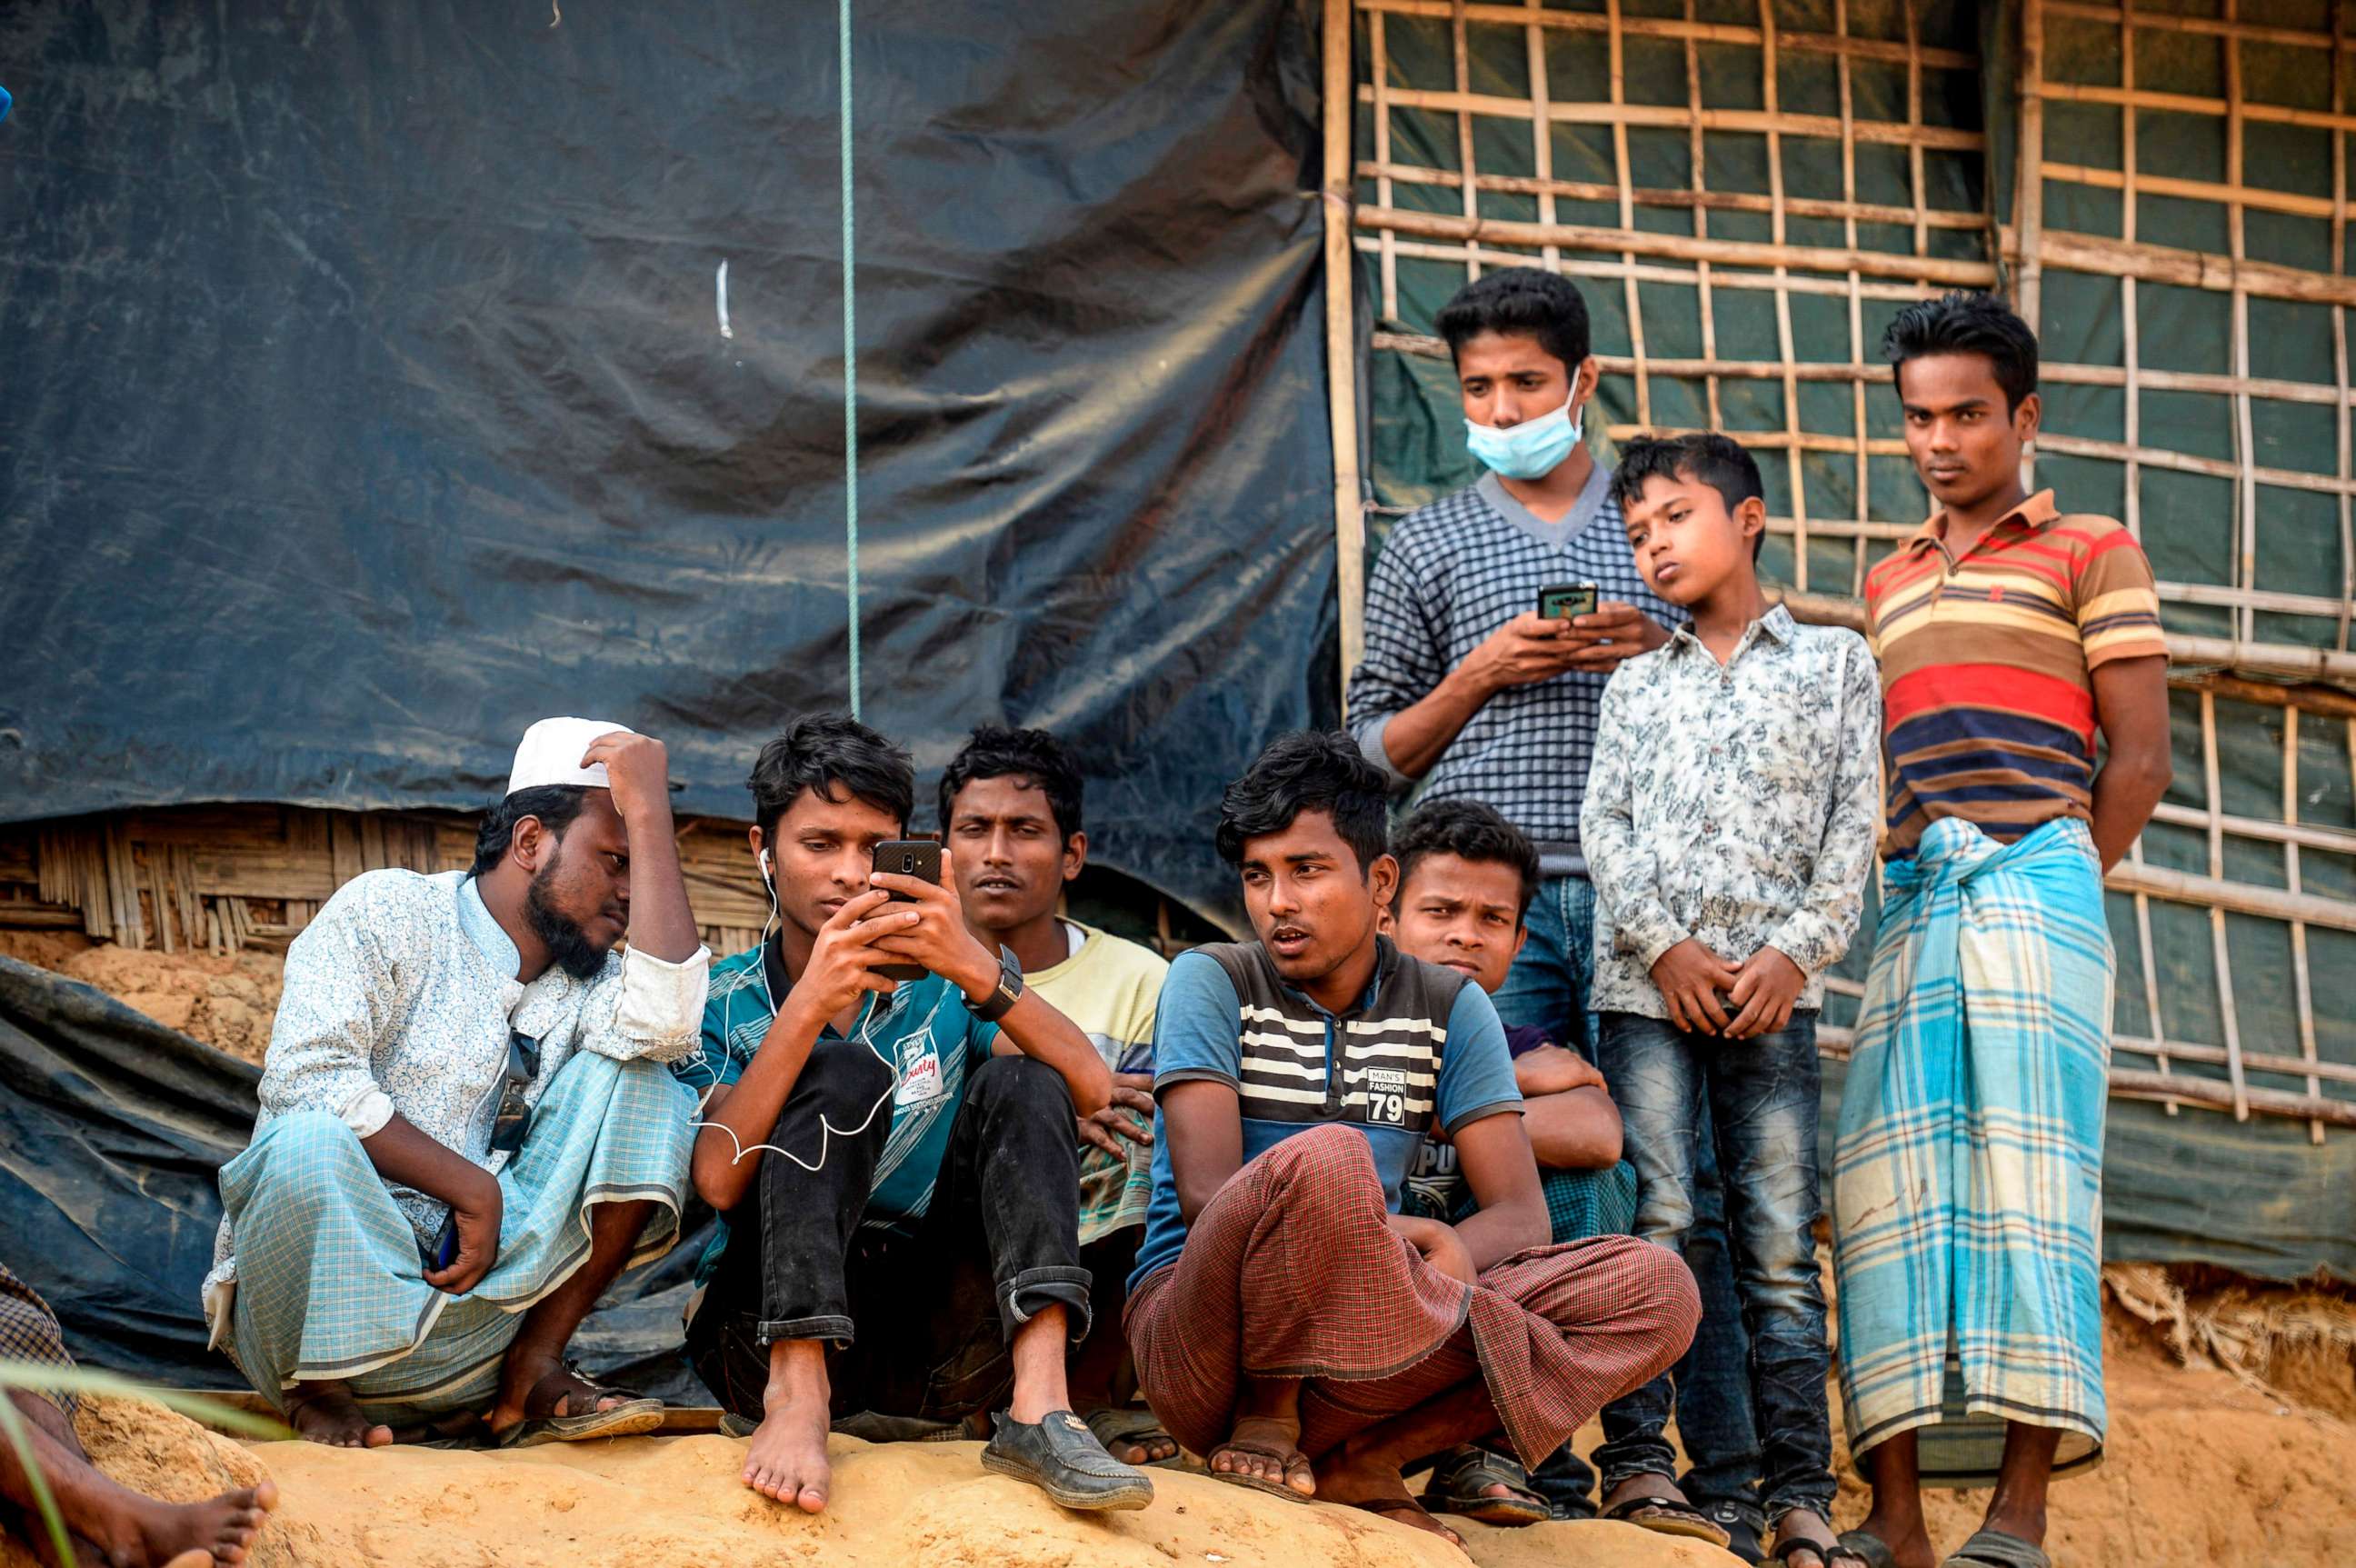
left=3, top=1403, right=1732, bottom=1568
left=0, top=933, right=284, bottom=1064
left=8, top=1316, right=2353, bottom=1567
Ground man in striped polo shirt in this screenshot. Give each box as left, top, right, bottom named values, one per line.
left=1123, top=732, right=1696, bottom=1550
left=1832, top=293, right=2172, bottom=1568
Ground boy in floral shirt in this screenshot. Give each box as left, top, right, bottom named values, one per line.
left=1580, top=434, right=1881, bottom=1568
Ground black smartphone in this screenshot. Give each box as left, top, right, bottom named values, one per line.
left=424, top=1212, right=459, bottom=1274
left=871, top=838, right=942, bottom=983
left=1537, top=582, right=1599, bottom=623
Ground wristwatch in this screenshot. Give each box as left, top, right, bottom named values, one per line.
left=971, top=944, right=1026, bottom=1023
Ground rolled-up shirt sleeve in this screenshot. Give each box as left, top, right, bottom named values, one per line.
left=587, top=942, right=712, bottom=1064
left=256, top=884, right=398, bottom=1135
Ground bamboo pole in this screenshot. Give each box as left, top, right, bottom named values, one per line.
left=1357, top=163, right=1989, bottom=231
left=1324, top=0, right=1367, bottom=713
left=1352, top=0, right=1977, bottom=65
left=1353, top=84, right=1985, bottom=151
left=2020, top=225, right=2356, bottom=308
left=1354, top=205, right=2001, bottom=285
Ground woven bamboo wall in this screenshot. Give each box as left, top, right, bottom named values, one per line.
left=0, top=807, right=775, bottom=963
left=1343, top=0, right=2356, bottom=1130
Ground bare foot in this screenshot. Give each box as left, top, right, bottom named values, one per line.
left=1311, top=1442, right=1463, bottom=1551
left=1208, top=1414, right=1313, bottom=1496
left=1775, top=1506, right=1872, bottom=1568
left=285, top=1383, right=391, bottom=1449
left=484, top=1354, right=638, bottom=1439
left=1850, top=1510, right=1939, bottom=1568
left=45, top=1478, right=278, bottom=1568
left=1090, top=1413, right=1178, bottom=1467
left=742, top=1383, right=831, bottom=1514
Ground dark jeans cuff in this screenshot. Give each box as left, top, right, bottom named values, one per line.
left=1763, top=1487, right=1840, bottom=1527
left=758, top=1313, right=857, bottom=1347
left=999, top=1265, right=1093, bottom=1343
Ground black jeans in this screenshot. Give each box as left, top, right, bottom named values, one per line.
left=690, top=1041, right=1091, bottom=1427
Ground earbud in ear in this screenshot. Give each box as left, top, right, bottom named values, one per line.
left=759, top=849, right=772, bottom=876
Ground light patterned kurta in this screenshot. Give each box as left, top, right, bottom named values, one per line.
left=204, top=868, right=706, bottom=1338
left=1581, top=604, right=1883, bottom=1018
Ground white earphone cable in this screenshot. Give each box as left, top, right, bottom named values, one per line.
left=688, top=849, right=904, bottom=1174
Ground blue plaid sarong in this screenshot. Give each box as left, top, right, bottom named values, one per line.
left=216, top=1051, right=693, bottom=1423
left=1411, top=1160, right=1640, bottom=1242
left=1832, top=816, right=2111, bottom=1460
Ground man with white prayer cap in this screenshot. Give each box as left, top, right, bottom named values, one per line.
left=203, top=718, right=711, bottom=1449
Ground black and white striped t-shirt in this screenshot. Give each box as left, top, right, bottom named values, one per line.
left=1347, top=465, right=1676, bottom=875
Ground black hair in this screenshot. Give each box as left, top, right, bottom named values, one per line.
left=470, top=784, right=591, bottom=877
left=1611, top=432, right=1768, bottom=561
left=1214, top=731, right=1391, bottom=875
left=938, top=724, right=1085, bottom=843
left=747, top=712, right=915, bottom=842
left=1391, top=799, right=1542, bottom=923
left=1435, top=266, right=1592, bottom=375
left=1881, top=290, right=2040, bottom=414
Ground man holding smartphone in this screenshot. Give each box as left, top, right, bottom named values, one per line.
left=674, top=714, right=1148, bottom=1519
left=1348, top=267, right=1674, bottom=1061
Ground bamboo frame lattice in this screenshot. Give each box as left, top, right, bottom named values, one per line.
left=1341, top=0, right=2356, bottom=1130
left=2012, top=0, right=2356, bottom=1140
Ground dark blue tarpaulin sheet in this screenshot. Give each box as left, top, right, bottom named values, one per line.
left=0, top=0, right=1338, bottom=926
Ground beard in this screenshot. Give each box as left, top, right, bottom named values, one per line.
left=525, top=862, right=611, bottom=981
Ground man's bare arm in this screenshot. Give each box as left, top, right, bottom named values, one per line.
left=582, top=731, right=701, bottom=962
left=1522, top=1086, right=1622, bottom=1171
left=2088, top=654, right=2172, bottom=873
left=1161, top=1079, right=1244, bottom=1227
left=1448, top=1110, right=1551, bottom=1269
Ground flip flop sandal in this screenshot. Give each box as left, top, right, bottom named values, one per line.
left=1772, top=1537, right=1874, bottom=1568
left=1084, top=1405, right=1183, bottom=1467
left=1602, top=1493, right=1736, bottom=1549
left=1941, top=1529, right=2052, bottom=1568
left=1204, top=1435, right=1313, bottom=1503
left=1836, top=1530, right=1902, bottom=1568
left=1352, top=1497, right=1464, bottom=1549
left=1420, top=1444, right=1550, bottom=1527
left=496, top=1362, right=664, bottom=1449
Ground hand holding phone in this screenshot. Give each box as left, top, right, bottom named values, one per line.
left=869, top=840, right=942, bottom=983
left=1537, top=582, right=1600, bottom=623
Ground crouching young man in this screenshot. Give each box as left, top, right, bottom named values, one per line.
left=206, top=718, right=709, bottom=1450
left=1123, top=732, right=1698, bottom=1550
left=676, top=714, right=1150, bottom=1516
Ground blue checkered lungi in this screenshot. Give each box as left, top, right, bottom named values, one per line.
left=217, top=1051, right=692, bottom=1423
left=1832, top=816, right=2111, bottom=1459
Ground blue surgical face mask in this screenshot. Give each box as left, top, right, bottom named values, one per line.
left=1464, top=395, right=1583, bottom=481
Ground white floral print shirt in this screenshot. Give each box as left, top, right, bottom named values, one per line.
left=1581, top=605, right=1882, bottom=1018
left=203, top=869, right=707, bottom=1334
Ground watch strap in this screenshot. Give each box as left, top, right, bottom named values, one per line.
left=972, top=945, right=1025, bottom=1024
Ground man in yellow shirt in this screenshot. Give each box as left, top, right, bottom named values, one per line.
left=943, top=725, right=1174, bottom=1467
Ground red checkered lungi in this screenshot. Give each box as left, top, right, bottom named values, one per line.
left=1123, top=1123, right=1697, bottom=1468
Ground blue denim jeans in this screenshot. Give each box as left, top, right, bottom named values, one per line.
left=1492, top=874, right=1596, bottom=1058
left=1677, top=1117, right=1767, bottom=1548
left=1592, top=1011, right=1835, bottom=1523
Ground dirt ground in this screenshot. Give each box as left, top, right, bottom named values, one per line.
left=5, top=1317, right=2351, bottom=1568
left=0, top=932, right=283, bottom=1064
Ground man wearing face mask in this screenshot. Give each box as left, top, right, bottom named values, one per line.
left=1349, top=267, right=1674, bottom=1064
left=1349, top=267, right=1754, bottom=1539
